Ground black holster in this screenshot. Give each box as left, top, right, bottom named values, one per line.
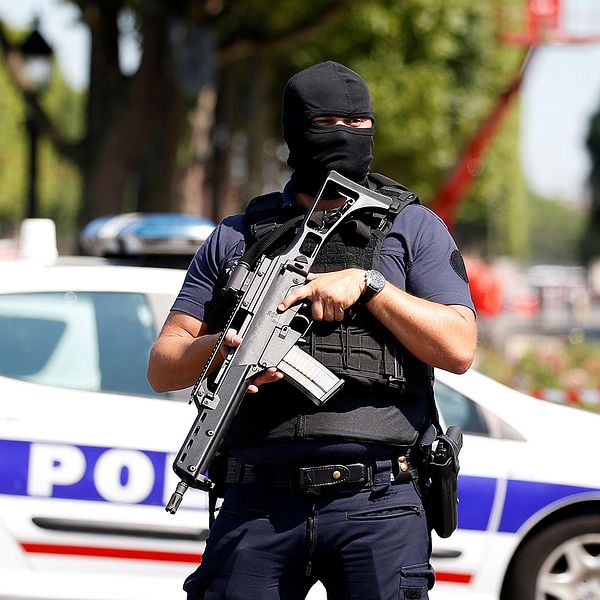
left=421, top=425, right=463, bottom=538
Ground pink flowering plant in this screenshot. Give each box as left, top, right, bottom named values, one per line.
left=477, top=335, right=600, bottom=412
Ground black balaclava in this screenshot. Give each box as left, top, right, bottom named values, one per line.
left=282, top=61, right=374, bottom=197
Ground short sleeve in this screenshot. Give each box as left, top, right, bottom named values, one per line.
left=171, top=215, right=246, bottom=321
left=379, top=205, right=475, bottom=313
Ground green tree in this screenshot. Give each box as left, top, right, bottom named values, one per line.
left=528, top=194, right=586, bottom=263
left=455, top=100, right=528, bottom=258
left=0, top=50, right=25, bottom=234
left=269, top=0, right=527, bottom=256
left=581, top=107, right=600, bottom=264
left=0, top=25, right=83, bottom=245
left=1, top=0, right=354, bottom=226
left=1, top=0, right=527, bottom=250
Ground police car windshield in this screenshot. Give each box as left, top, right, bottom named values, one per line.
left=0, top=291, right=160, bottom=397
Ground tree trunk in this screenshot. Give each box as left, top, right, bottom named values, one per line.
left=79, top=1, right=173, bottom=224
left=244, top=57, right=276, bottom=200
left=209, top=56, right=281, bottom=222
left=177, top=85, right=218, bottom=216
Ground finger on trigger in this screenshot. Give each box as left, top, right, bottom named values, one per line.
left=278, top=287, right=301, bottom=312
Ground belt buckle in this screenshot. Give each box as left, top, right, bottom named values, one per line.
left=298, top=463, right=371, bottom=493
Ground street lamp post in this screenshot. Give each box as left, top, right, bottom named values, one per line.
left=18, top=20, right=53, bottom=219
left=25, top=113, right=40, bottom=220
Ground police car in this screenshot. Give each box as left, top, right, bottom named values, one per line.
left=1, top=220, right=599, bottom=600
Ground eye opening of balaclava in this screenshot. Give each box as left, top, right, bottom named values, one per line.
left=282, top=61, right=375, bottom=197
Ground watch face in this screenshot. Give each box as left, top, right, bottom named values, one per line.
left=367, top=270, right=385, bottom=293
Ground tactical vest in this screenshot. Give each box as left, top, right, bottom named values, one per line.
left=218, top=174, right=435, bottom=450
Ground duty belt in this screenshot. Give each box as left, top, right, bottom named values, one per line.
left=224, top=453, right=417, bottom=494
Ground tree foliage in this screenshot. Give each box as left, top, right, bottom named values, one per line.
left=527, top=194, right=585, bottom=264
left=1, top=0, right=530, bottom=257
left=271, top=0, right=528, bottom=256
left=581, top=107, right=600, bottom=264
left=0, top=51, right=26, bottom=233
left=0, top=24, right=83, bottom=244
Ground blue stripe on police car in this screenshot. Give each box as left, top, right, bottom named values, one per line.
left=456, top=475, right=497, bottom=531
left=498, top=478, right=599, bottom=533
left=2, top=438, right=598, bottom=529
left=0, top=439, right=168, bottom=505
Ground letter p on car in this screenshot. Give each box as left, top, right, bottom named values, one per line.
left=28, top=443, right=86, bottom=497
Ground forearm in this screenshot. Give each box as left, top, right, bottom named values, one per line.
left=277, top=268, right=477, bottom=373
left=366, top=282, right=476, bottom=374
left=147, top=331, right=219, bottom=393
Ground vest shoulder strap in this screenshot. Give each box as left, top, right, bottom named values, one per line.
left=366, top=172, right=420, bottom=217
left=245, top=191, right=285, bottom=221
left=245, top=192, right=284, bottom=240
left=243, top=174, right=418, bottom=244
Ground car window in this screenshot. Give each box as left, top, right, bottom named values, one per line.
left=434, top=380, right=490, bottom=436
left=0, top=291, right=171, bottom=399
left=434, top=380, right=525, bottom=441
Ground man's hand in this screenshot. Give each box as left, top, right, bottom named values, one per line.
left=220, top=329, right=284, bottom=393
left=277, top=269, right=367, bottom=321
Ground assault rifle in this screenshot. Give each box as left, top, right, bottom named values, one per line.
left=166, top=171, right=399, bottom=514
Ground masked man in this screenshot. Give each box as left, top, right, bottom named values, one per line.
left=148, top=61, right=477, bottom=600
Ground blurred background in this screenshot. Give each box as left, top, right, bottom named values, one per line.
left=2, top=0, right=600, bottom=410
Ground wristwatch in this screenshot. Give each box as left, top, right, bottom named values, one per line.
left=360, top=269, right=386, bottom=304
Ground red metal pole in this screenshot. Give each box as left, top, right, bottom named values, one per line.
left=429, top=49, right=535, bottom=228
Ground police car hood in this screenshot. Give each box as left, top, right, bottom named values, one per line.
left=0, top=375, right=191, bottom=452
left=437, top=369, right=600, bottom=442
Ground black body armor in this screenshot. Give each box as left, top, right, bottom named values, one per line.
left=214, top=174, right=434, bottom=449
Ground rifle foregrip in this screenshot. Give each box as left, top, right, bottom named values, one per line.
left=278, top=345, right=344, bottom=406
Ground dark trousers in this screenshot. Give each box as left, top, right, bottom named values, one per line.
left=184, top=460, right=434, bottom=600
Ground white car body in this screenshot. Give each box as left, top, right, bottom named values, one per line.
left=429, top=369, right=600, bottom=599
left=1, top=259, right=599, bottom=600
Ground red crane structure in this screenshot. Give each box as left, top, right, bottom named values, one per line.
left=429, top=0, right=600, bottom=229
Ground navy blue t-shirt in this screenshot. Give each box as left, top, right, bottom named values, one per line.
left=173, top=182, right=475, bottom=320
left=171, top=182, right=474, bottom=463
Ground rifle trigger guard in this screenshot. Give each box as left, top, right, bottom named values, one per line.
left=289, top=305, right=311, bottom=334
